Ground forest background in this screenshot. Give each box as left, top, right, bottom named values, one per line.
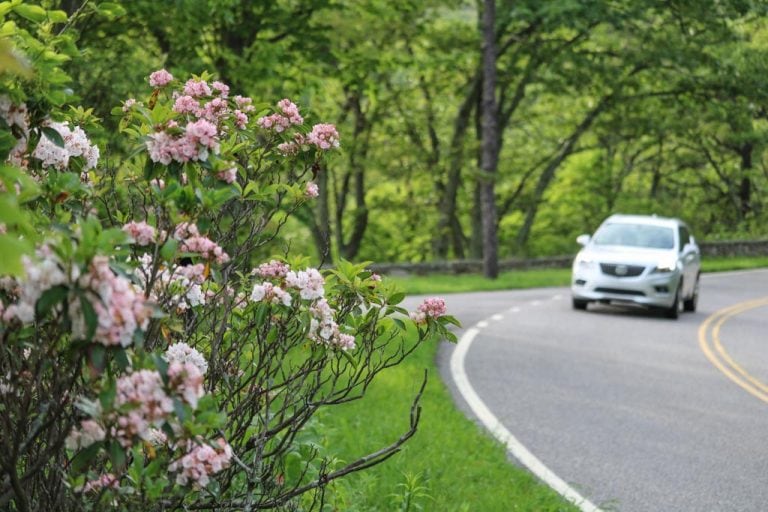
left=45, top=0, right=768, bottom=270
left=3, top=1, right=768, bottom=511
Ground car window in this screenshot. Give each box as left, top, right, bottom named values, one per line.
left=678, top=226, right=690, bottom=248
left=592, top=223, right=675, bottom=249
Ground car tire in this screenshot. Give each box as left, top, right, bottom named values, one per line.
left=572, top=298, right=588, bottom=310
left=683, top=274, right=699, bottom=312
left=665, top=283, right=682, bottom=319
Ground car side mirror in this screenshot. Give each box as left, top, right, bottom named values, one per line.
left=576, top=234, right=591, bottom=246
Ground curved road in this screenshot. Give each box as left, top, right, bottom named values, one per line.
left=428, top=269, right=768, bottom=512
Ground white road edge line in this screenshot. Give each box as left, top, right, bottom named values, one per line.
left=450, top=326, right=602, bottom=512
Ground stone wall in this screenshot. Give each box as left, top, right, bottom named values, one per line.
left=368, top=240, right=768, bottom=275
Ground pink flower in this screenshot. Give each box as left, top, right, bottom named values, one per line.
left=277, top=141, right=299, bottom=156
left=169, top=438, right=232, bottom=488
left=307, top=123, right=340, bottom=150
left=233, top=110, right=248, bottom=129
left=183, top=79, right=212, bottom=98
left=82, top=473, right=119, bottom=493
left=233, top=95, right=254, bottom=112
left=216, top=167, right=237, bottom=184
left=277, top=98, right=303, bottom=125
left=250, top=282, right=292, bottom=306
left=211, top=81, right=230, bottom=97
left=72, top=256, right=151, bottom=347
left=149, top=69, right=174, bottom=87
left=257, top=113, right=290, bottom=133
left=285, top=268, right=324, bottom=300
left=254, top=259, right=290, bottom=279
left=122, top=221, right=157, bottom=246
left=200, top=98, right=229, bottom=123
left=65, top=419, right=106, bottom=450
left=305, top=182, right=319, bottom=198
left=114, top=369, right=173, bottom=446
left=122, top=98, right=137, bottom=112
left=173, top=95, right=199, bottom=115
left=186, top=119, right=219, bottom=150
left=409, top=297, right=447, bottom=324
left=167, top=361, right=205, bottom=408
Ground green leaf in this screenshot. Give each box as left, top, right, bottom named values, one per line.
left=79, top=293, right=98, bottom=341
left=47, top=9, right=68, bottom=23
left=99, top=380, right=116, bottom=410
left=41, top=126, right=65, bottom=148
left=108, top=440, right=126, bottom=469
left=69, top=442, right=102, bottom=473
left=114, top=348, right=130, bottom=371
left=339, top=348, right=358, bottom=369
left=12, top=4, right=47, bottom=23
left=88, top=344, right=106, bottom=373
left=36, top=284, right=68, bottom=317
left=160, top=238, right=178, bottom=261
left=96, top=2, right=127, bottom=18
left=0, top=234, right=30, bottom=276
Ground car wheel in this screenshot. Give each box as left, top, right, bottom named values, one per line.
left=665, top=283, right=682, bottom=319
left=572, top=298, right=588, bottom=310
left=683, top=274, right=699, bottom=312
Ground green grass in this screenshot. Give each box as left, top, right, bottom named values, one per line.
left=389, top=256, right=768, bottom=295
left=319, top=255, right=768, bottom=510
left=323, top=339, right=581, bottom=512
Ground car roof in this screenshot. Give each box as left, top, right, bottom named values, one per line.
left=602, top=214, right=685, bottom=228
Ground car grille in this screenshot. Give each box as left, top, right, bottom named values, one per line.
left=600, top=263, right=645, bottom=277
left=594, top=287, right=645, bottom=296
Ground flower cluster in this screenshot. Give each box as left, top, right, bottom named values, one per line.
left=167, top=361, right=205, bottom=408
left=0, top=95, right=30, bottom=167
left=65, top=419, right=106, bottom=451
left=122, top=220, right=157, bottom=246
left=307, top=123, right=340, bottom=150
left=174, top=222, right=230, bottom=264
left=308, top=298, right=356, bottom=351
left=2, top=249, right=68, bottom=324
left=81, top=473, right=119, bottom=494
left=254, top=259, right=290, bottom=279
left=71, top=256, right=151, bottom=347
left=149, top=69, right=174, bottom=87
left=31, top=120, right=100, bottom=173
left=136, top=253, right=206, bottom=313
left=168, top=438, right=233, bottom=488
left=257, top=98, right=304, bottom=132
left=165, top=342, right=208, bottom=375
left=305, top=181, right=319, bottom=198
left=250, top=282, right=292, bottom=306
left=111, top=364, right=203, bottom=447
left=409, top=297, right=447, bottom=324
left=285, top=268, right=325, bottom=300
left=248, top=261, right=356, bottom=350
left=143, top=71, right=252, bottom=166
left=112, top=369, right=173, bottom=446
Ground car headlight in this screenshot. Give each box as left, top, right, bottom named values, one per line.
left=574, top=255, right=596, bottom=270
left=652, top=259, right=678, bottom=274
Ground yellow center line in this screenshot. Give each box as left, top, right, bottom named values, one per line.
left=698, top=297, right=768, bottom=404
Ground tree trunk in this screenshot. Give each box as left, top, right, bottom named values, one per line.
left=433, top=74, right=480, bottom=259
left=338, top=93, right=370, bottom=261
left=479, top=0, right=500, bottom=278
left=312, top=165, right=333, bottom=264
left=739, top=142, right=753, bottom=219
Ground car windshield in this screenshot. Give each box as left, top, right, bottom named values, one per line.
left=592, top=223, right=675, bottom=249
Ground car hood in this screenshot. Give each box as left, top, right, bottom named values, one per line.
left=578, top=245, right=676, bottom=266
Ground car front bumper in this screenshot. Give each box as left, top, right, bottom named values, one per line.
left=571, top=264, right=681, bottom=308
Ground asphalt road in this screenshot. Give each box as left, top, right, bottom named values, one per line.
left=422, top=269, right=768, bottom=512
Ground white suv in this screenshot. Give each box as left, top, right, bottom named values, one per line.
left=571, top=214, right=701, bottom=319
